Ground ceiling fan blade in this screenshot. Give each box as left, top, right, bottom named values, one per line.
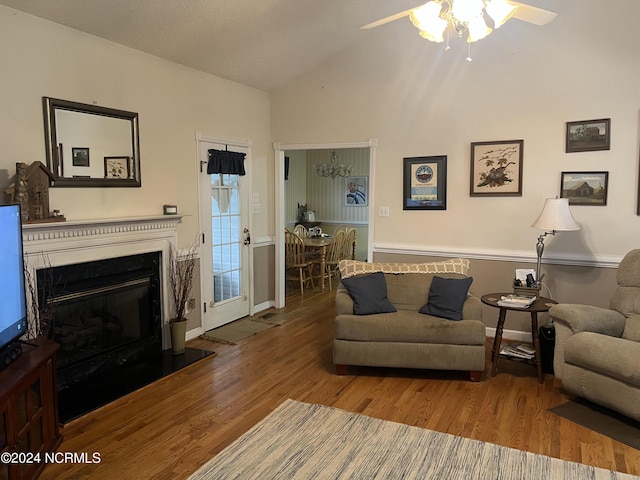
left=360, top=7, right=419, bottom=30
left=511, top=2, right=558, bottom=26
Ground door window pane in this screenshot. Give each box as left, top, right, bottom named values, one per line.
left=210, top=173, right=243, bottom=303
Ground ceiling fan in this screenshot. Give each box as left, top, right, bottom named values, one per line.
left=362, top=1, right=557, bottom=47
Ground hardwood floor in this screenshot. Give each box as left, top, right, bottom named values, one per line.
left=41, top=289, right=640, bottom=479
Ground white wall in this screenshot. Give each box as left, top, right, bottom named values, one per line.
left=0, top=6, right=272, bottom=246
left=271, top=0, right=640, bottom=262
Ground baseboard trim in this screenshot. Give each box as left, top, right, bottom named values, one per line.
left=373, top=243, right=621, bottom=269
left=186, top=327, right=204, bottom=341
left=486, top=327, right=531, bottom=343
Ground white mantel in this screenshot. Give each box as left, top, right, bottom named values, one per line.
left=22, top=215, right=184, bottom=348
left=22, top=215, right=183, bottom=247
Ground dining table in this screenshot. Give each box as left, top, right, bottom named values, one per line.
left=302, top=235, right=333, bottom=291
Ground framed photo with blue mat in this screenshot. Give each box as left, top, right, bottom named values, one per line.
left=403, top=155, right=447, bottom=210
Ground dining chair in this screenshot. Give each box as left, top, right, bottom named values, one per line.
left=285, top=229, right=315, bottom=294
left=313, top=230, right=346, bottom=291
left=293, top=224, right=309, bottom=238
left=342, top=228, right=356, bottom=261
left=334, top=224, right=350, bottom=235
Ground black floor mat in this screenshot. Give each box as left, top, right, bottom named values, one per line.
left=549, top=397, right=640, bottom=450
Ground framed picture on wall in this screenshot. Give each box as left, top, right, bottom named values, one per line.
left=72, top=147, right=90, bottom=167
left=560, top=171, right=609, bottom=206
left=403, top=156, right=447, bottom=210
left=470, top=140, right=523, bottom=196
left=345, top=176, right=368, bottom=206
left=104, top=156, right=130, bottom=179
left=566, top=118, right=610, bottom=153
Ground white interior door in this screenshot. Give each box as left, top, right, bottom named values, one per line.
left=199, top=137, right=251, bottom=331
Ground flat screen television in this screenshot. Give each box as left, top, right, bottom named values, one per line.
left=0, top=204, right=28, bottom=352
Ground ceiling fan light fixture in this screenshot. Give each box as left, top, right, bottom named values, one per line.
left=466, top=15, right=492, bottom=42
left=485, top=0, right=519, bottom=28
left=451, top=0, right=485, bottom=24
left=410, top=2, right=447, bottom=43
left=405, top=0, right=527, bottom=49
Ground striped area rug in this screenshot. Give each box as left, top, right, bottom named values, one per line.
left=189, top=399, right=639, bottom=480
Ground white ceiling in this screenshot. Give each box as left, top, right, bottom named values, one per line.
left=0, top=0, right=433, bottom=92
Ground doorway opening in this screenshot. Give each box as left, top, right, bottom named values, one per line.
left=274, top=139, right=377, bottom=307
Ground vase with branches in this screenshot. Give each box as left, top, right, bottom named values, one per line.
left=23, top=254, right=57, bottom=340
left=167, top=238, right=199, bottom=354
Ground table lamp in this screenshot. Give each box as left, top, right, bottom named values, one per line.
left=531, top=198, right=581, bottom=284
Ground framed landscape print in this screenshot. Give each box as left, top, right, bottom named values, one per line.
left=560, top=171, right=608, bottom=206
left=403, top=156, right=446, bottom=210
left=470, top=140, right=523, bottom=196
left=566, top=119, right=610, bottom=153
left=72, top=147, right=90, bottom=167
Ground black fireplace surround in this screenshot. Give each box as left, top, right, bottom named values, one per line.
left=37, top=251, right=214, bottom=422
left=38, top=252, right=163, bottom=390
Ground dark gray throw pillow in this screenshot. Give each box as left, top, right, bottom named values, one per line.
left=419, top=276, right=473, bottom=321
left=341, top=272, right=397, bottom=315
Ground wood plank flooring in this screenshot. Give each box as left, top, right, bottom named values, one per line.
left=40, top=289, right=640, bottom=479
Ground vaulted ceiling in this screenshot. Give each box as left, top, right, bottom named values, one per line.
left=0, top=1, right=568, bottom=93
left=0, top=0, right=434, bottom=92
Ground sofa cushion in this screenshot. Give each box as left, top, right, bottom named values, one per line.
left=339, top=258, right=469, bottom=279
left=383, top=272, right=468, bottom=311
left=341, top=272, right=397, bottom=315
left=419, top=276, right=473, bottom=321
left=334, top=311, right=486, bottom=345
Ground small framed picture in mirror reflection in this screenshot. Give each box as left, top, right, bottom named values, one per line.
left=72, top=147, right=90, bottom=167
left=104, top=156, right=130, bottom=179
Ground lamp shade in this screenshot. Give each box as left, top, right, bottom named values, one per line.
left=531, top=198, right=581, bottom=231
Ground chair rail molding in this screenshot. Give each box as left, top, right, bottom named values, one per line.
left=373, top=242, right=622, bottom=269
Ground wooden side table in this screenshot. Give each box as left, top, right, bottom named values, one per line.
left=481, top=293, right=557, bottom=383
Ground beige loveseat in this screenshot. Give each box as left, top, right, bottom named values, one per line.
left=333, top=259, right=486, bottom=381
left=549, top=249, right=640, bottom=422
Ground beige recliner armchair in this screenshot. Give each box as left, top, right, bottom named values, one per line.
left=549, top=249, right=640, bottom=422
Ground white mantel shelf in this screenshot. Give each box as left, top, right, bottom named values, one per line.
left=22, top=215, right=185, bottom=243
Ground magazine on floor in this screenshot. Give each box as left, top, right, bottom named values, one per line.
left=500, top=343, right=536, bottom=360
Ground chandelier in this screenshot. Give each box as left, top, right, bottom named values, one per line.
left=410, top=0, right=518, bottom=47
left=313, top=150, right=354, bottom=179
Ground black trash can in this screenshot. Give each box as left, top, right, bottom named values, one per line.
left=539, top=324, right=555, bottom=374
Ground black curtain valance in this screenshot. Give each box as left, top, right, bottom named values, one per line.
left=207, top=149, right=246, bottom=175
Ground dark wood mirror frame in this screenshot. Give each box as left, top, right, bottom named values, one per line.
left=42, top=97, right=141, bottom=187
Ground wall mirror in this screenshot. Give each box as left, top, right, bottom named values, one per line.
left=43, top=97, right=141, bottom=187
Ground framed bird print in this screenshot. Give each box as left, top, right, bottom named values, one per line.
left=470, top=140, right=523, bottom=197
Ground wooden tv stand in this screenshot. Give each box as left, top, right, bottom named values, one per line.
left=0, top=338, right=61, bottom=480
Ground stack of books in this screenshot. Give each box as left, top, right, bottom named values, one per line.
left=499, top=343, right=536, bottom=360
left=497, top=294, right=536, bottom=309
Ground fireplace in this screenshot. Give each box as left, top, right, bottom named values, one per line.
left=22, top=216, right=214, bottom=422
left=39, top=252, right=162, bottom=390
